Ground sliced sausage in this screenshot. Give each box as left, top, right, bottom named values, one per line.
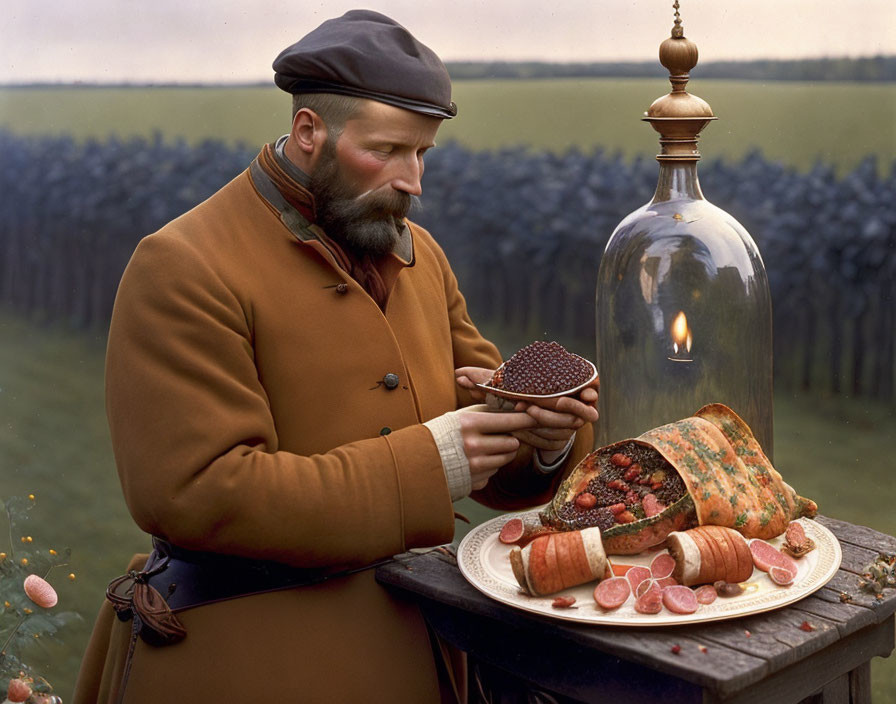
left=498, top=517, right=525, bottom=544
left=702, top=526, right=738, bottom=582
left=511, top=528, right=608, bottom=596
left=749, top=539, right=798, bottom=579
left=593, top=576, right=631, bottom=611
left=649, top=553, right=676, bottom=580
left=662, top=585, right=699, bottom=614
left=694, top=584, right=718, bottom=604
left=728, top=530, right=755, bottom=582
left=769, top=565, right=795, bottom=586
left=698, top=527, right=726, bottom=583
left=634, top=583, right=663, bottom=614
left=552, top=530, right=578, bottom=589
left=626, top=566, right=652, bottom=593
left=687, top=528, right=715, bottom=584
left=666, top=531, right=701, bottom=585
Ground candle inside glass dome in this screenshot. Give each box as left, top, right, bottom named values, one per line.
left=595, top=1, right=774, bottom=456
left=669, top=311, right=693, bottom=362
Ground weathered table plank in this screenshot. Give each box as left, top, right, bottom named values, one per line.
left=817, top=516, right=896, bottom=555
left=695, top=609, right=840, bottom=671
left=702, top=620, right=893, bottom=704
left=380, top=551, right=771, bottom=695
left=377, top=516, right=896, bottom=703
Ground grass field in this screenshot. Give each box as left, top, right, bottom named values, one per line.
left=1, top=310, right=894, bottom=701
left=1, top=79, right=894, bottom=174
left=0, top=75, right=894, bottom=699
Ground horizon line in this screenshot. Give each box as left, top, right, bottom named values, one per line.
left=2, top=54, right=894, bottom=88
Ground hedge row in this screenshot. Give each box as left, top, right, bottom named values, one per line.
left=1, top=131, right=893, bottom=401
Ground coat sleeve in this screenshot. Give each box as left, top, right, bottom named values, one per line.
left=106, top=232, right=455, bottom=570
left=417, top=227, right=504, bottom=408
left=427, top=230, right=596, bottom=510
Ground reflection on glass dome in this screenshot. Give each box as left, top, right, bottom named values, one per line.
left=595, top=9, right=773, bottom=457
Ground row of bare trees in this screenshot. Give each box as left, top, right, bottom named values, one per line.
left=1, top=132, right=893, bottom=401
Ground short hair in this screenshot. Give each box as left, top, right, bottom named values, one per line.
left=291, top=93, right=364, bottom=138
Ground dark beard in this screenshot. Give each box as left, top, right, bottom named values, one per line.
left=311, top=144, right=420, bottom=257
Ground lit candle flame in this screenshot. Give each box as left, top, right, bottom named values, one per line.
left=671, top=311, right=692, bottom=355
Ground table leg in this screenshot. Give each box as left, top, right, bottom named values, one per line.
left=848, top=661, right=871, bottom=704
left=469, top=657, right=582, bottom=704
left=799, top=672, right=849, bottom=703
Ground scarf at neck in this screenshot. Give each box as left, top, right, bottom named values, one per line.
left=257, top=142, right=390, bottom=309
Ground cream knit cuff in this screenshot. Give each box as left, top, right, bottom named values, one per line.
left=423, top=411, right=471, bottom=502
left=533, top=434, right=576, bottom=474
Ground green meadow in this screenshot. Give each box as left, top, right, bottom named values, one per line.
left=1, top=78, right=894, bottom=173
left=0, top=77, right=895, bottom=700
left=1, top=312, right=895, bottom=701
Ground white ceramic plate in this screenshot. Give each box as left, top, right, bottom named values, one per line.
left=475, top=358, right=598, bottom=402
left=457, top=512, right=841, bottom=626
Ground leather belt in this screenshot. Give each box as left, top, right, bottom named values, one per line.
left=144, top=538, right=337, bottom=611
left=106, top=537, right=387, bottom=646
left=104, top=540, right=389, bottom=703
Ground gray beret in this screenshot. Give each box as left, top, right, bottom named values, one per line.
left=273, top=10, right=457, bottom=119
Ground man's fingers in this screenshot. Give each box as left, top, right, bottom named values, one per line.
left=455, top=366, right=494, bottom=386
left=459, top=410, right=538, bottom=433
left=518, top=390, right=598, bottom=420
left=511, top=429, right=571, bottom=452
left=469, top=448, right=521, bottom=475
left=463, top=433, right=521, bottom=457
left=578, top=386, right=599, bottom=404
left=515, top=426, right=571, bottom=441
left=524, top=405, right=583, bottom=428
left=526, top=397, right=598, bottom=426
left=455, top=375, right=476, bottom=390
left=553, top=394, right=599, bottom=417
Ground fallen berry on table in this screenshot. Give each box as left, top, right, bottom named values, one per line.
left=799, top=621, right=816, bottom=632
left=670, top=644, right=681, bottom=655
left=698, top=645, right=708, bottom=654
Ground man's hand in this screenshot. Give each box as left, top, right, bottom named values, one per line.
left=512, top=379, right=600, bottom=453
left=455, top=366, right=599, bottom=465
left=456, top=410, right=538, bottom=489
left=455, top=366, right=494, bottom=403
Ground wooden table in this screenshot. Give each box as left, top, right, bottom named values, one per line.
left=376, top=516, right=896, bottom=704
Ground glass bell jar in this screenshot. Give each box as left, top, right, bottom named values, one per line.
left=595, top=7, right=774, bottom=457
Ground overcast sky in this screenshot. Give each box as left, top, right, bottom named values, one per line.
left=3, top=0, right=895, bottom=84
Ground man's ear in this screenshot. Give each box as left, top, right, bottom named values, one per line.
left=285, top=108, right=329, bottom=168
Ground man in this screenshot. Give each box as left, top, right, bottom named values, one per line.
left=73, top=10, right=597, bottom=703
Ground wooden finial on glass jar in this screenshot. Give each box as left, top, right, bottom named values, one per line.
left=643, top=1, right=716, bottom=161
left=595, top=0, right=775, bottom=457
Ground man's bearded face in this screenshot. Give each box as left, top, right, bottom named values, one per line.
left=311, top=139, right=420, bottom=257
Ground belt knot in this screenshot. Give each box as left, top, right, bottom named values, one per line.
left=105, top=554, right=186, bottom=646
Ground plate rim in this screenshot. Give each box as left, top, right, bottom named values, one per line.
left=475, top=357, right=598, bottom=401
left=457, top=510, right=842, bottom=627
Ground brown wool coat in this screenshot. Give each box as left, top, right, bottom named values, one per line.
left=73, top=160, right=594, bottom=704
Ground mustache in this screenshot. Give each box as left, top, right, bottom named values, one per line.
left=352, top=189, right=421, bottom=220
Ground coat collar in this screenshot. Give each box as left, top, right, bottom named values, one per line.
left=251, top=138, right=415, bottom=266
